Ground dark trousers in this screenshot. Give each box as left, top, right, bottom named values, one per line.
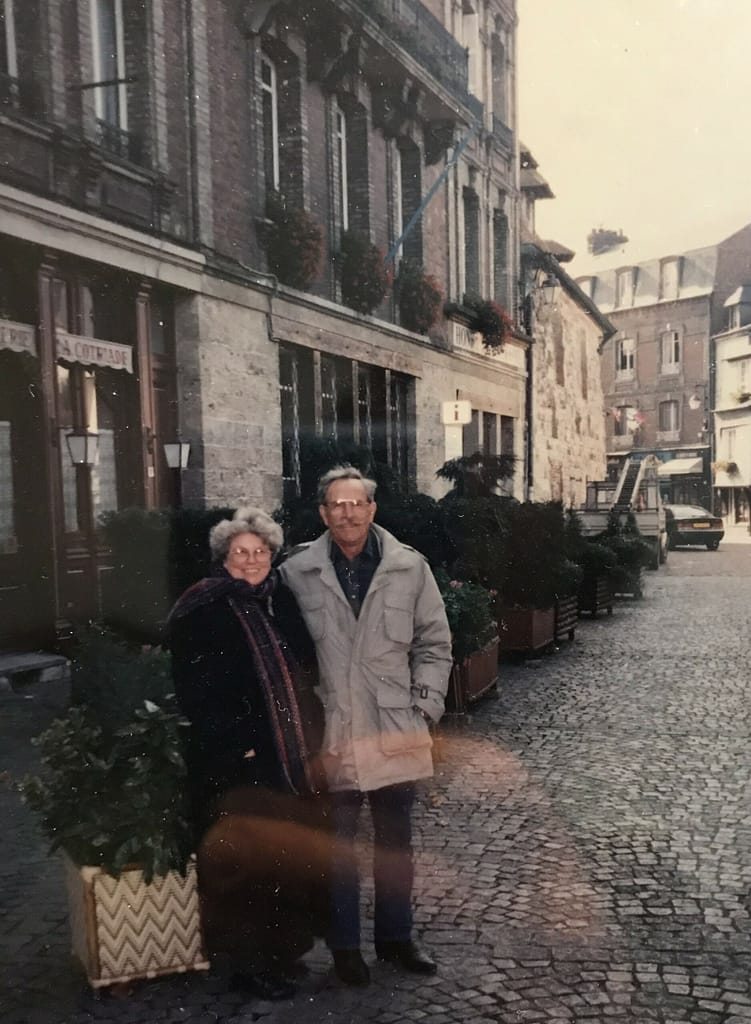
left=329, top=782, right=416, bottom=950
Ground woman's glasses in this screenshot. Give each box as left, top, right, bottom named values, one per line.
left=229, top=545, right=272, bottom=561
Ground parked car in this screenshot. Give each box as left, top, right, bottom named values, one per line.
left=664, top=504, right=724, bottom=550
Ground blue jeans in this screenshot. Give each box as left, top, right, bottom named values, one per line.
left=329, top=782, right=416, bottom=950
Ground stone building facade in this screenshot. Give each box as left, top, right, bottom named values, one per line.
left=517, top=147, right=614, bottom=507
left=0, top=0, right=526, bottom=646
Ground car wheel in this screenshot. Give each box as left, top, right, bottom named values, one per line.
left=706, top=541, right=720, bottom=551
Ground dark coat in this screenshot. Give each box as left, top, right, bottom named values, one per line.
left=170, top=575, right=330, bottom=969
left=170, top=576, right=320, bottom=837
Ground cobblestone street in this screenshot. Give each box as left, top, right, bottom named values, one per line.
left=2, top=545, right=751, bottom=1024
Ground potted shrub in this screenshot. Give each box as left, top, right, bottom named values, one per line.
left=553, top=558, right=584, bottom=644
left=335, top=230, right=392, bottom=314
left=395, top=258, right=443, bottom=334
left=435, top=570, right=499, bottom=713
left=491, top=501, right=571, bottom=653
left=21, top=629, right=207, bottom=988
left=597, top=511, right=653, bottom=599
left=445, top=292, right=515, bottom=351
left=564, top=509, right=617, bottom=619
left=261, top=191, right=323, bottom=290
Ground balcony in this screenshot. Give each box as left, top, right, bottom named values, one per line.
left=491, top=114, right=514, bottom=154
left=96, top=119, right=149, bottom=168
left=351, top=0, right=481, bottom=119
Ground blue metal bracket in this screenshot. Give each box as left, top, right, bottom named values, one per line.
left=384, top=121, right=482, bottom=270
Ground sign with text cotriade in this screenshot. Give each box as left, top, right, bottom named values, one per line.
left=56, top=330, right=134, bottom=373
left=0, top=318, right=37, bottom=357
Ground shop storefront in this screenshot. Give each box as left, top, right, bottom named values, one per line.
left=606, top=447, right=711, bottom=510
left=0, top=240, right=178, bottom=648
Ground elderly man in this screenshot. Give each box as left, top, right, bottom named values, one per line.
left=280, top=465, right=452, bottom=987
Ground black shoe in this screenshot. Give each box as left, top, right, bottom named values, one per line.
left=375, top=940, right=437, bottom=975
left=332, top=949, right=370, bottom=987
left=229, top=970, right=296, bottom=1000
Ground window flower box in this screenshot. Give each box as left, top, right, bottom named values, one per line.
left=446, top=636, right=500, bottom=714
left=497, top=605, right=555, bottom=653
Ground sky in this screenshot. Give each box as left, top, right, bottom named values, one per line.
left=517, top=0, right=751, bottom=273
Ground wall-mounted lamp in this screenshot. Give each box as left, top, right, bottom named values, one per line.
left=541, top=272, right=559, bottom=306
left=65, top=430, right=99, bottom=467
left=163, top=440, right=191, bottom=470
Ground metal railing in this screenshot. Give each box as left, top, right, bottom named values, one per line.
left=96, top=118, right=148, bottom=167
left=492, top=113, right=514, bottom=152
left=354, top=0, right=476, bottom=113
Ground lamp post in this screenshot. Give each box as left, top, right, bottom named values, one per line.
left=64, top=429, right=100, bottom=618
left=163, top=439, right=190, bottom=506
left=541, top=271, right=559, bottom=307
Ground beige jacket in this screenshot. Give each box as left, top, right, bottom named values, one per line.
left=279, top=525, right=452, bottom=792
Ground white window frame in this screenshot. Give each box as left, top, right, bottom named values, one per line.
left=658, top=399, right=679, bottom=433
left=660, top=258, right=680, bottom=300
left=616, top=269, right=634, bottom=308
left=615, top=337, right=635, bottom=379
left=660, top=329, right=681, bottom=374
left=91, top=0, right=128, bottom=129
left=260, top=55, right=280, bottom=192
left=393, top=144, right=403, bottom=261
left=1, top=0, right=18, bottom=79
left=614, top=404, right=633, bottom=437
left=334, top=105, right=349, bottom=232
left=723, top=427, right=736, bottom=460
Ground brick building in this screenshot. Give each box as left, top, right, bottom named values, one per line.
left=575, top=223, right=751, bottom=510
left=0, top=0, right=526, bottom=646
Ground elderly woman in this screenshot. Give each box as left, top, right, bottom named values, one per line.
left=169, top=507, right=328, bottom=1000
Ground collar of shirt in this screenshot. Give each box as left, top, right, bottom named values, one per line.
left=329, top=527, right=380, bottom=568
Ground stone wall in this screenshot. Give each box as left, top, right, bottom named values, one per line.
left=531, top=287, right=607, bottom=507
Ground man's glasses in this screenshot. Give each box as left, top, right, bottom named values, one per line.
left=323, top=499, right=373, bottom=512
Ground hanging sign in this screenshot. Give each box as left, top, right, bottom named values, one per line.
left=56, top=330, right=133, bottom=373
left=0, top=318, right=37, bottom=357
left=440, top=400, right=472, bottom=425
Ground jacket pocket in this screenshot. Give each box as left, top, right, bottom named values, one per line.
left=383, top=604, right=414, bottom=645
left=377, top=692, right=432, bottom=756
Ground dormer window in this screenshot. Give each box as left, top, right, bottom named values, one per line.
left=616, top=268, right=635, bottom=308
left=577, top=276, right=594, bottom=299
left=723, top=285, right=751, bottom=330
left=660, top=258, right=680, bottom=300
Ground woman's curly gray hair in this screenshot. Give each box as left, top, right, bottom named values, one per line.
left=209, top=506, right=284, bottom=562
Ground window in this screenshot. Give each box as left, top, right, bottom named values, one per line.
left=493, top=207, right=509, bottom=308
left=722, top=427, right=737, bottom=460
left=0, top=420, right=16, bottom=553
left=614, top=405, right=634, bottom=437
left=334, top=105, right=348, bottom=232
left=463, top=186, right=480, bottom=295
left=616, top=269, right=634, bottom=308
left=615, top=337, right=635, bottom=379
left=389, top=373, right=409, bottom=485
left=491, top=36, right=506, bottom=121
left=660, top=258, right=680, bottom=300
left=395, top=142, right=422, bottom=264
left=729, top=304, right=741, bottom=330
left=482, top=412, right=497, bottom=455
left=91, top=0, right=127, bottom=130
left=0, top=0, right=17, bottom=83
left=658, top=400, right=679, bottom=433
left=279, top=346, right=300, bottom=500
left=500, top=415, right=514, bottom=495
left=660, top=329, right=681, bottom=373
left=357, top=364, right=372, bottom=450
left=260, top=56, right=280, bottom=193
left=577, top=276, right=594, bottom=299
left=740, top=358, right=750, bottom=390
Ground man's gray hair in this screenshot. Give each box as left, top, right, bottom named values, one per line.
left=317, top=465, right=377, bottom=505
left=209, top=506, right=284, bottom=561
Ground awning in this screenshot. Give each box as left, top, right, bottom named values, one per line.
left=56, top=330, right=133, bottom=373
left=0, top=318, right=36, bottom=357
left=658, top=457, right=703, bottom=476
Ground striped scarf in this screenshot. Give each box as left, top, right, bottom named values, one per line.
left=169, top=567, right=316, bottom=797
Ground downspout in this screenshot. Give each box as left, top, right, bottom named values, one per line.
left=184, top=0, right=200, bottom=244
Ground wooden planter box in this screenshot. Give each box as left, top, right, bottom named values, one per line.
left=446, top=636, right=500, bottom=714
left=578, top=575, right=614, bottom=618
left=64, top=856, right=209, bottom=988
left=554, top=594, right=579, bottom=643
left=497, top=606, right=555, bottom=653
left=613, top=567, right=643, bottom=600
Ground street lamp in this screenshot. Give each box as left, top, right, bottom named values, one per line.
left=65, top=429, right=99, bottom=467
left=541, top=271, right=559, bottom=306
left=163, top=440, right=191, bottom=470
